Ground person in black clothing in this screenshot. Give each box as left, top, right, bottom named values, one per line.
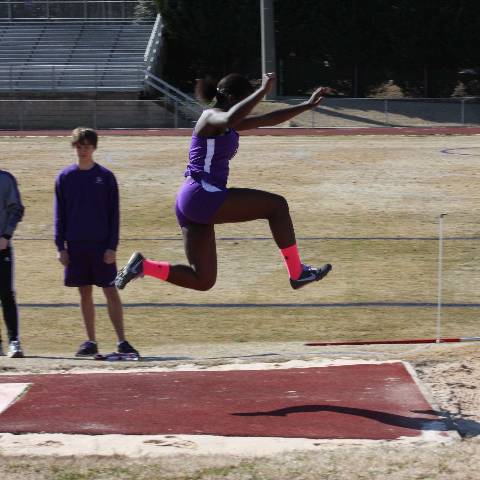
left=0, top=169, right=25, bottom=358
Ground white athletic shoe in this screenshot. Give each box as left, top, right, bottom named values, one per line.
left=8, top=340, right=24, bottom=358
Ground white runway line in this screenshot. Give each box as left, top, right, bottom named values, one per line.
left=0, top=383, right=30, bottom=414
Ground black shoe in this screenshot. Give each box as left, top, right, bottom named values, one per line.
left=117, top=340, right=140, bottom=357
left=115, top=252, right=144, bottom=290
left=290, top=263, right=332, bottom=290
left=75, top=340, right=98, bottom=357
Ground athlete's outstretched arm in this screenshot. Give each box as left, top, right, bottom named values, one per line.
left=195, top=74, right=275, bottom=136
left=235, top=87, right=329, bottom=131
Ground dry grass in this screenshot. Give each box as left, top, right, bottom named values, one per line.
left=1, top=439, right=480, bottom=480
left=1, top=133, right=480, bottom=479
left=1, top=133, right=480, bottom=352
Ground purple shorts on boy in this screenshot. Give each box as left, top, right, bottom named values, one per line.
left=65, top=242, right=117, bottom=288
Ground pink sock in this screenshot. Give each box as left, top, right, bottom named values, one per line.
left=143, top=259, right=170, bottom=281
left=280, top=244, right=303, bottom=280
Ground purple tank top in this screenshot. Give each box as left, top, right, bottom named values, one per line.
left=185, top=129, right=239, bottom=189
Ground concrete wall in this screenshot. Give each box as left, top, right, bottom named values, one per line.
left=0, top=99, right=194, bottom=129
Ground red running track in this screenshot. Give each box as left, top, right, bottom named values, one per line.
left=0, top=363, right=449, bottom=439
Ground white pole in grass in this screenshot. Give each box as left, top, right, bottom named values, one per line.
left=436, top=214, right=447, bottom=343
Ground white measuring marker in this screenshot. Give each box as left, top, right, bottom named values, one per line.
left=0, top=383, right=30, bottom=414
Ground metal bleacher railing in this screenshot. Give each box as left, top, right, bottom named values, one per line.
left=144, top=70, right=202, bottom=120
left=0, top=1, right=140, bottom=21
left=142, top=14, right=203, bottom=123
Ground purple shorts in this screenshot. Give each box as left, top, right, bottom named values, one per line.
left=65, top=242, right=117, bottom=288
left=175, top=178, right=228, bottom=227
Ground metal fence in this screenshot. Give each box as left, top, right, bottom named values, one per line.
left=0, top=0, right=140, bottom=21
left=2, top=97, right=480, bottom=130
left=0, top=98, right=195, bottom=129
left=273, top=97, right=480, bottom=128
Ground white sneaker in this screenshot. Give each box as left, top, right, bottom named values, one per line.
left=8, top=340, right=24, bottom=358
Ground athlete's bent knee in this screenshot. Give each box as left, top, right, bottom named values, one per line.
left=195, top=277, right=216, bottom=291
left=272, top=194, right=290, bottom=216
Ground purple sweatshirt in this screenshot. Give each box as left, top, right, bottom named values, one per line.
left=54, top=163, right=119, bottom=251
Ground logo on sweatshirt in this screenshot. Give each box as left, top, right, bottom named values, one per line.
left=95, top=177, right=104, bottom=184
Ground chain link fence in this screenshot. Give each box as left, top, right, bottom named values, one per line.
left=0, top=98, right=194, bottom=129
left=2, top=97, right=480, bottom=130
left=285, top=97, right=480, bottom=128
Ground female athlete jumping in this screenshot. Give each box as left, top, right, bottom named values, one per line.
left=115, top=72, right=332, bottom=291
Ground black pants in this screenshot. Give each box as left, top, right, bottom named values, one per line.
left=0, top=246, right=19, bottom=343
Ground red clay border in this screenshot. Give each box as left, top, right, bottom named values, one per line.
left=1, top=126, right=480, bottom=137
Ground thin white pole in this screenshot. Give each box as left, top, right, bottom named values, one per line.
left=436, top=213, right=447, bottom=343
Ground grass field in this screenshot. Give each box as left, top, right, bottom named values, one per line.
left=1, top=132, right=480, bottom=479
left=1, top=133, right=480, bottom=353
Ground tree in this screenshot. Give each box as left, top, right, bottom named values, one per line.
left=135, top=0, right=158, bottom=20
left=154, top=0, right=480, bottom=97
left=274, top=0, right=395, bottom=95
left=156, top=0, right=260, bottom=91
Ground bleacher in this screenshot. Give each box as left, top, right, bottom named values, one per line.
left=0, top=20, right=154, bottom=91
left=0, top=1, right=197, bottom=129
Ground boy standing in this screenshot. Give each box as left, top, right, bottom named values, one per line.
left=0, top=169, right=24, bottom=358
left=54, top=127, right=139, bottom=357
